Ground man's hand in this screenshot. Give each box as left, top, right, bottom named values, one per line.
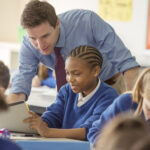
left=6, top=93, right=26, bottom=104
left=32, top=75, right=41, bottom=87
left=123, top=67, right=140, bottom=90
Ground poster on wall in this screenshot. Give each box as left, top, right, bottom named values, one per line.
left=99, top=0, right=133, bottom=22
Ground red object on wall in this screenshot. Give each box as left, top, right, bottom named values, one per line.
left=146, top=0, right=150, bottom=49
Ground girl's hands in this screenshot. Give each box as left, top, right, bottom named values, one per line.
left=23, top=111, right=49, bottom=137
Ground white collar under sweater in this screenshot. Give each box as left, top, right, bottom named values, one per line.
left=77, top=79, right=101, bottom=107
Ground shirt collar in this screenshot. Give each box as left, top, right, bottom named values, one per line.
left=55, top=20, right=65, bottom=48
left=78, top=79, right=101, bottom=102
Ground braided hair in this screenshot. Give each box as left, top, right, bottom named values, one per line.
left=67, top=45, right=103, bottom=68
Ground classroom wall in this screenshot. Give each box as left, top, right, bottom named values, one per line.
left=0, top=0, right=20, bottom=42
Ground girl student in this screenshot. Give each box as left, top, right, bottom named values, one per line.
left=24, top=45, right=118, bottom=140
left=88, top=67, right=150, bottom=144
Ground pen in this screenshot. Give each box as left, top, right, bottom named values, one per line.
left=24, top=102, right=30, bottom=111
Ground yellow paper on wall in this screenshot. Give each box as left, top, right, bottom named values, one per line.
left=99, top=0, right=133, bottom=22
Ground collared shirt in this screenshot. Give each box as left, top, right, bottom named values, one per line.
left=11, top=9, right=139, bottom=98
left=77, top=79, right=101, bottom=107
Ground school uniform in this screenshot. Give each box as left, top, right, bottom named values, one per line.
left=41, top=81, right=118, bottom=140
left=0, top=138, right=22, bottom=150
left=88, top=93, right=138, bottom=144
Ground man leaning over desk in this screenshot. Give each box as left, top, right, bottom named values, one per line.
left=7, top=0, right=140, bottom=103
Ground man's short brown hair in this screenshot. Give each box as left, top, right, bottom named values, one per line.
left=21, top=0, right=57, bottom=29
left=0, top=61, right=10, bottom=89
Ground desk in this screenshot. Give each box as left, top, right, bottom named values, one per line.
left=13, top=136, right=90, bottom=150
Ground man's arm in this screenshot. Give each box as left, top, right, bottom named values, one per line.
left=6, top=93, right=26, bottom=104
left=123, top=67, right=140, bottom=91
left=10, top=36, right=40, bottom=102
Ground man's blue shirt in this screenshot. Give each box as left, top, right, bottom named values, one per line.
left=11, top=9, right=139, bottom=97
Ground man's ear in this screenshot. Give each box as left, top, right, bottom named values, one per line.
left=93, top=66, right=100, bottom=77
left=56, top=19, right=60, bottom=28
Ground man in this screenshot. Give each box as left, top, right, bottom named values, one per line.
left=7, top=0, right=139, bottom=103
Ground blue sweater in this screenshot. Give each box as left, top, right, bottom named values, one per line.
left=41, top=82, right=118, bottom=140
left=0, top=138, right=22, bottom=150
left=88, top=93, right=138, bottom=144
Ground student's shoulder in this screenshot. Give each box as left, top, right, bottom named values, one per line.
left=116, top=93, right=132, bottom=104
left=118, top=92, right=132, bottom=100
left=113, top=93, right=133, bottom=110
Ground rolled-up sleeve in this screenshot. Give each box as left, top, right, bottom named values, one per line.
left=90, top=12, right=139, bottom=74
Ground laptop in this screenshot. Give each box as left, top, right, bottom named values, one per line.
left=0, top=101, right=37, bottom=134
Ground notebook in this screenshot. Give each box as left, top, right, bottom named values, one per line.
left=0, top=101, right=37, bottom=134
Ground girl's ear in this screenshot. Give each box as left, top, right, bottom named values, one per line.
left=93, top=66, right=100, bottom=77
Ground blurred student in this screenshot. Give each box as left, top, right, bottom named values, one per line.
left=0, top=138, right=22, bottom=150
left=32, top=63, right=56, bottom=88
left=131, top=136, right=150, bottom=150
left=88, top=67, right=150, bottom=144
left=0, top=60, right=10, bottom=106
left=24, top=45, right=118, bottom=140
left=95, top=113, right=150, bottom=150
left=0, top=61, right=10, bottom=94
left=0, top=62, right=21, bottom=149
left=0, top=92, right=22, bottom=150
left=0, top=60, right=10, bottom=110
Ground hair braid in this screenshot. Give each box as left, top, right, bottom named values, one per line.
left=67, top=45, right=103, bottom=68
